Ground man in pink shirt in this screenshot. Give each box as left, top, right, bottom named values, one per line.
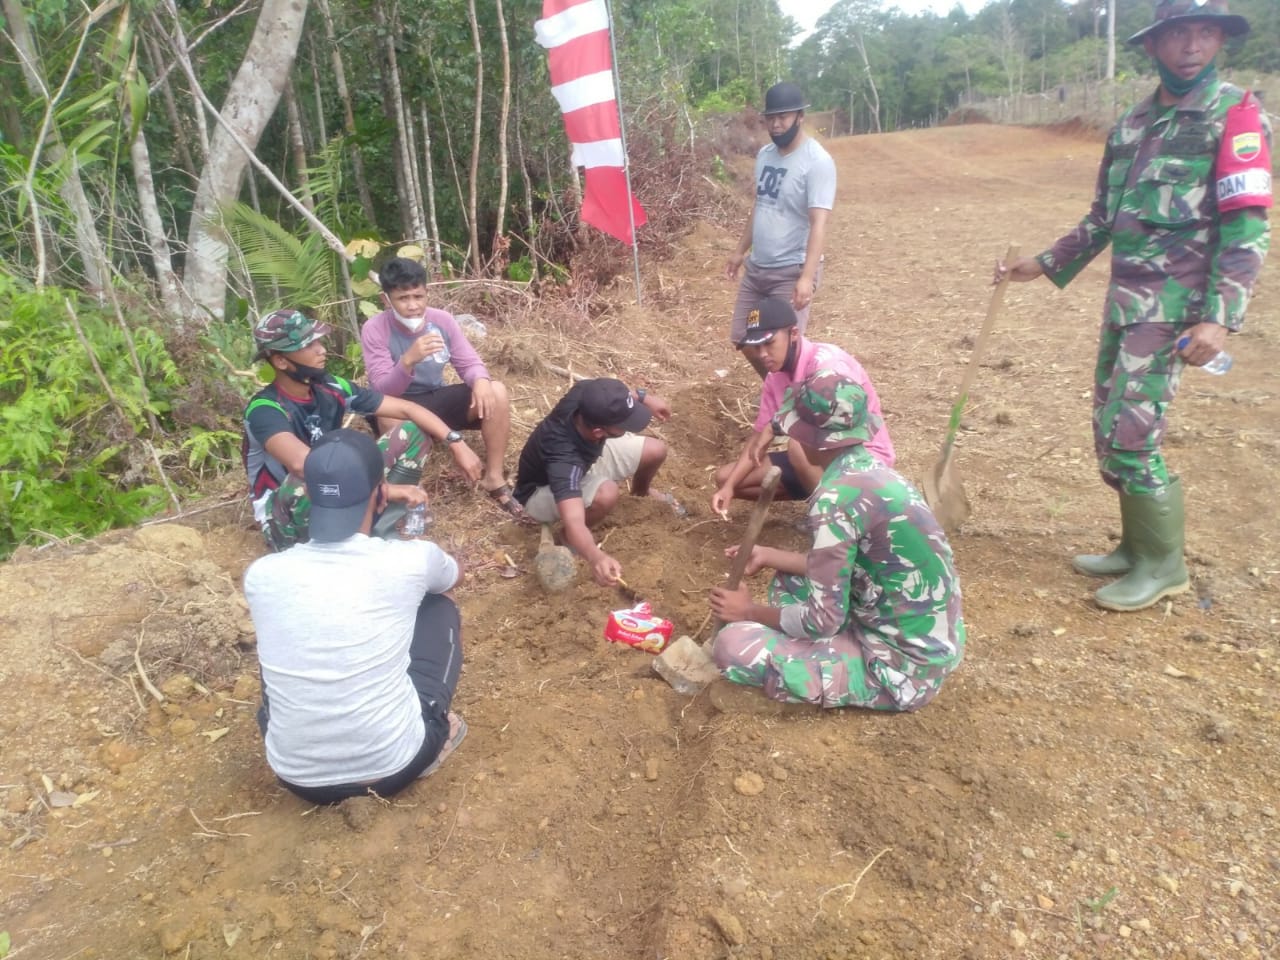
left=362, top=257, right=527, bottom=522
left=711, top=298, right=894, bottom=514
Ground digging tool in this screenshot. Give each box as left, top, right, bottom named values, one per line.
left=653, top=466, right=783, bottom=694
left=923, top=243, right=1019, bottom=534
left=533, top=524, right=577, bottom=592
left=612, top=577, right=641, bottom=604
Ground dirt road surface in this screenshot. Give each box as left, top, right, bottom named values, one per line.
left=3, top=124, right=1278, bottom=959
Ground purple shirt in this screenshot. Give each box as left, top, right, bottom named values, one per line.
left=361, top=307, right=491, bottom=396
left=756, top=337, right=895, bottom=467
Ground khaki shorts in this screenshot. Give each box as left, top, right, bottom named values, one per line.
left=523, top=435, right=645, bottom=524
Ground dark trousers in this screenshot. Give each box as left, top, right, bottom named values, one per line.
left=258, top=592, right=463, bottom=804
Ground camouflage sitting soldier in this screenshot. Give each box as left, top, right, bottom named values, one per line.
left=996, top=0, right=1271, bottom=612
left=243, top=309, right=483, bottom=549
left=708, top=370, right=965, bottom=711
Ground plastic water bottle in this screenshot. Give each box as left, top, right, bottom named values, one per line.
left=424, top=321, right=450, bottom=364
left=1177, top=335, right=1232, bottom=375
left=402, top=504, right=428, bottom=538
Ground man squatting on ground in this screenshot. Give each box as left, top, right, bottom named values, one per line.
left=360, top=256, right=531, bottom=523
left=243, top=310, right=484, bottom=549
left=709, top=370, right=964, bottom=710
left=711, top=297, right=895, bottom=514
left=513, top=378, right=681, bottom=587
left=244, top=430, right=468, bottom=804
left=997, top=0, right=1270, bottom=612
left=725, top=81, right=836, bottom=378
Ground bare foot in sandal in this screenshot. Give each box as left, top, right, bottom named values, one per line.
left=419, top=712, right=467, bottom=779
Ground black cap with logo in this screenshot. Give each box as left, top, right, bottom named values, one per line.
left=737, top=298, right=798, bottom=347
left=303, top=429, right=384, bottom=542
left=578, top=378, right=652, bottom=432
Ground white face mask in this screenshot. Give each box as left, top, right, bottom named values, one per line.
left=393, top=309, right=426, bottom=332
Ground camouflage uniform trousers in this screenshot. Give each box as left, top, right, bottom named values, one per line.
left=712, top=573, right=951, bottom=711
left=263, top=422, right=430, bottom=550
left=1092, top=318, right=1186, bottom=495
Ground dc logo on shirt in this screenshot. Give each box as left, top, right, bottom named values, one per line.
left=758, top=166, right=787, bottom=200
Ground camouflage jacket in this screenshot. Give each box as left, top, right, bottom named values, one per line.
left=1037, top=76, right=1271, bottom=331
left=779, top=447, right=964, bottom=672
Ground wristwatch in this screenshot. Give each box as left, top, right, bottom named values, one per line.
left=444, top=430, right=463, bottom=444
left=636, top=388, right=647, bottom=403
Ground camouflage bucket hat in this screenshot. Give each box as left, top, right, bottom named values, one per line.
left=779, top=369, right=883, bottom=451
left=252, top=309, right=332, bottom=357
left=1127, top=0, right=1250, bottom=44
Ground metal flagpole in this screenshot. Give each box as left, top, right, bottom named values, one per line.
left=602, top=0, right=642, bottom=304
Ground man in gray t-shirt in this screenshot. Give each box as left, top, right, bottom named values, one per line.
left=725, top=82, right=837, bottom=377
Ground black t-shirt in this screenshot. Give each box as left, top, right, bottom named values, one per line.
left=513, top=381, right=604, bottom=505
left=243, top=375, right=382, bottom=496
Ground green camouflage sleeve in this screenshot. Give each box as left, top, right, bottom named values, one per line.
left=1204, top=207, right=1270, bottom=331
left=1036, top=138, right=1119, bottom=288
left=777, top=494, right=862, bottom=640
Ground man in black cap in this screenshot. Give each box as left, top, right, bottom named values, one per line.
left=513, top=379, right=679, bottom=586
left=244, top=429, right=467, bottom=803
left=725, top=81, right=837, bottom=376
left=711, top=298, right=896, bottom=515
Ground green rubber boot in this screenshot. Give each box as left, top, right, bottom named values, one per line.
left=1072, top=501, right=1133, bottom=578
left=1094, top=478, right=1190, bottom=612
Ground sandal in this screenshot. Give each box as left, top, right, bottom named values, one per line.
left=486, top=483, right=537, bottom=525
left=419, top=714, right=468, bottom=780
left=651, top=490, right=688, bottom=519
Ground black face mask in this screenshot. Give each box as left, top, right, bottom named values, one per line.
left=285, top=359, right=327, bottom=385
left=770, top=117, right=801, bottom=149
left=781, top=335, right=799, bottom=375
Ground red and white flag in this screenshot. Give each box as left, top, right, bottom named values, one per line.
left=535, top=0, right=646, bottom=245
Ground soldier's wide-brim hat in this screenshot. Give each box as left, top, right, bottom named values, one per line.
left=779, top=369, right=883, bottom=452
left=1127, top=0, right=1249, bottom=44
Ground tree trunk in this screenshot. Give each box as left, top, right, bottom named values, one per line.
left=427, top=46, right=470, bottom=237
left=419, top=105, right=443, bottom=272
left=2, top=0, right=107, bottom=290
left=491, top=0, right=512, bottom=260
left=143, top=31, right=199, bottom=176
left=306, top=36, right=328, bottom=147
left=182, top=0, right=309, bottom=323
left=315, top=0, right=376, bottom=224
left=130, top=130, right=191, bottom=317
left=465, top=0, right=484, bottom=274
left=373, top=0, right=426, bottom=243
left=284, top=79, right=314, bottom=212
left=512, top=79, right=538, bottom=280
left=154, top=6, right=211, bottom=161
left=853, top=32, right=881, bottom=134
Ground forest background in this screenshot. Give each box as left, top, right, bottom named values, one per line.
left=1, top=0, right=1276, bottom=558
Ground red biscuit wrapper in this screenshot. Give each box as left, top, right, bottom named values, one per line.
left=604, top=602, right=674, bottom=655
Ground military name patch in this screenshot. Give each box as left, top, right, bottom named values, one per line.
left=1216, top=169, right=1271, bottom=203
left=1232, top=132, right=1262, bottom=162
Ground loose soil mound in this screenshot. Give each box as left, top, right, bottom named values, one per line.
left=3, top=125, right=1278, bottom=959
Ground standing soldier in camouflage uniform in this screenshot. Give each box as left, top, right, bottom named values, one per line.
left=708, top=370, right=965, bottom=711
left=244, top=309, right=484, bottom=549
left=997, top=0, right=1271, bottom=612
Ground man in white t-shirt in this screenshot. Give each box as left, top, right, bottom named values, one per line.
left=725, top=82, right=837, bottom=377
left=244, top=429, right=466, bottom=804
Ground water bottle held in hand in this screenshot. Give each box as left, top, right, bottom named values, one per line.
left=1176, top=335, right=1232, bottom=376
left=424, top=321, right=450, bottom=364
left=402, top=503, right=428, bottom=538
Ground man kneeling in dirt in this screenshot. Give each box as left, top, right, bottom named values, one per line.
left=710, top=297, right=894, bottom=516
left=244, top=430, right=467, bottom=804
left=708, top=370, right=964, bottom=710
left=513, top=378, right=682, bottom=587
left=244, top=309, right=483, bottom=549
